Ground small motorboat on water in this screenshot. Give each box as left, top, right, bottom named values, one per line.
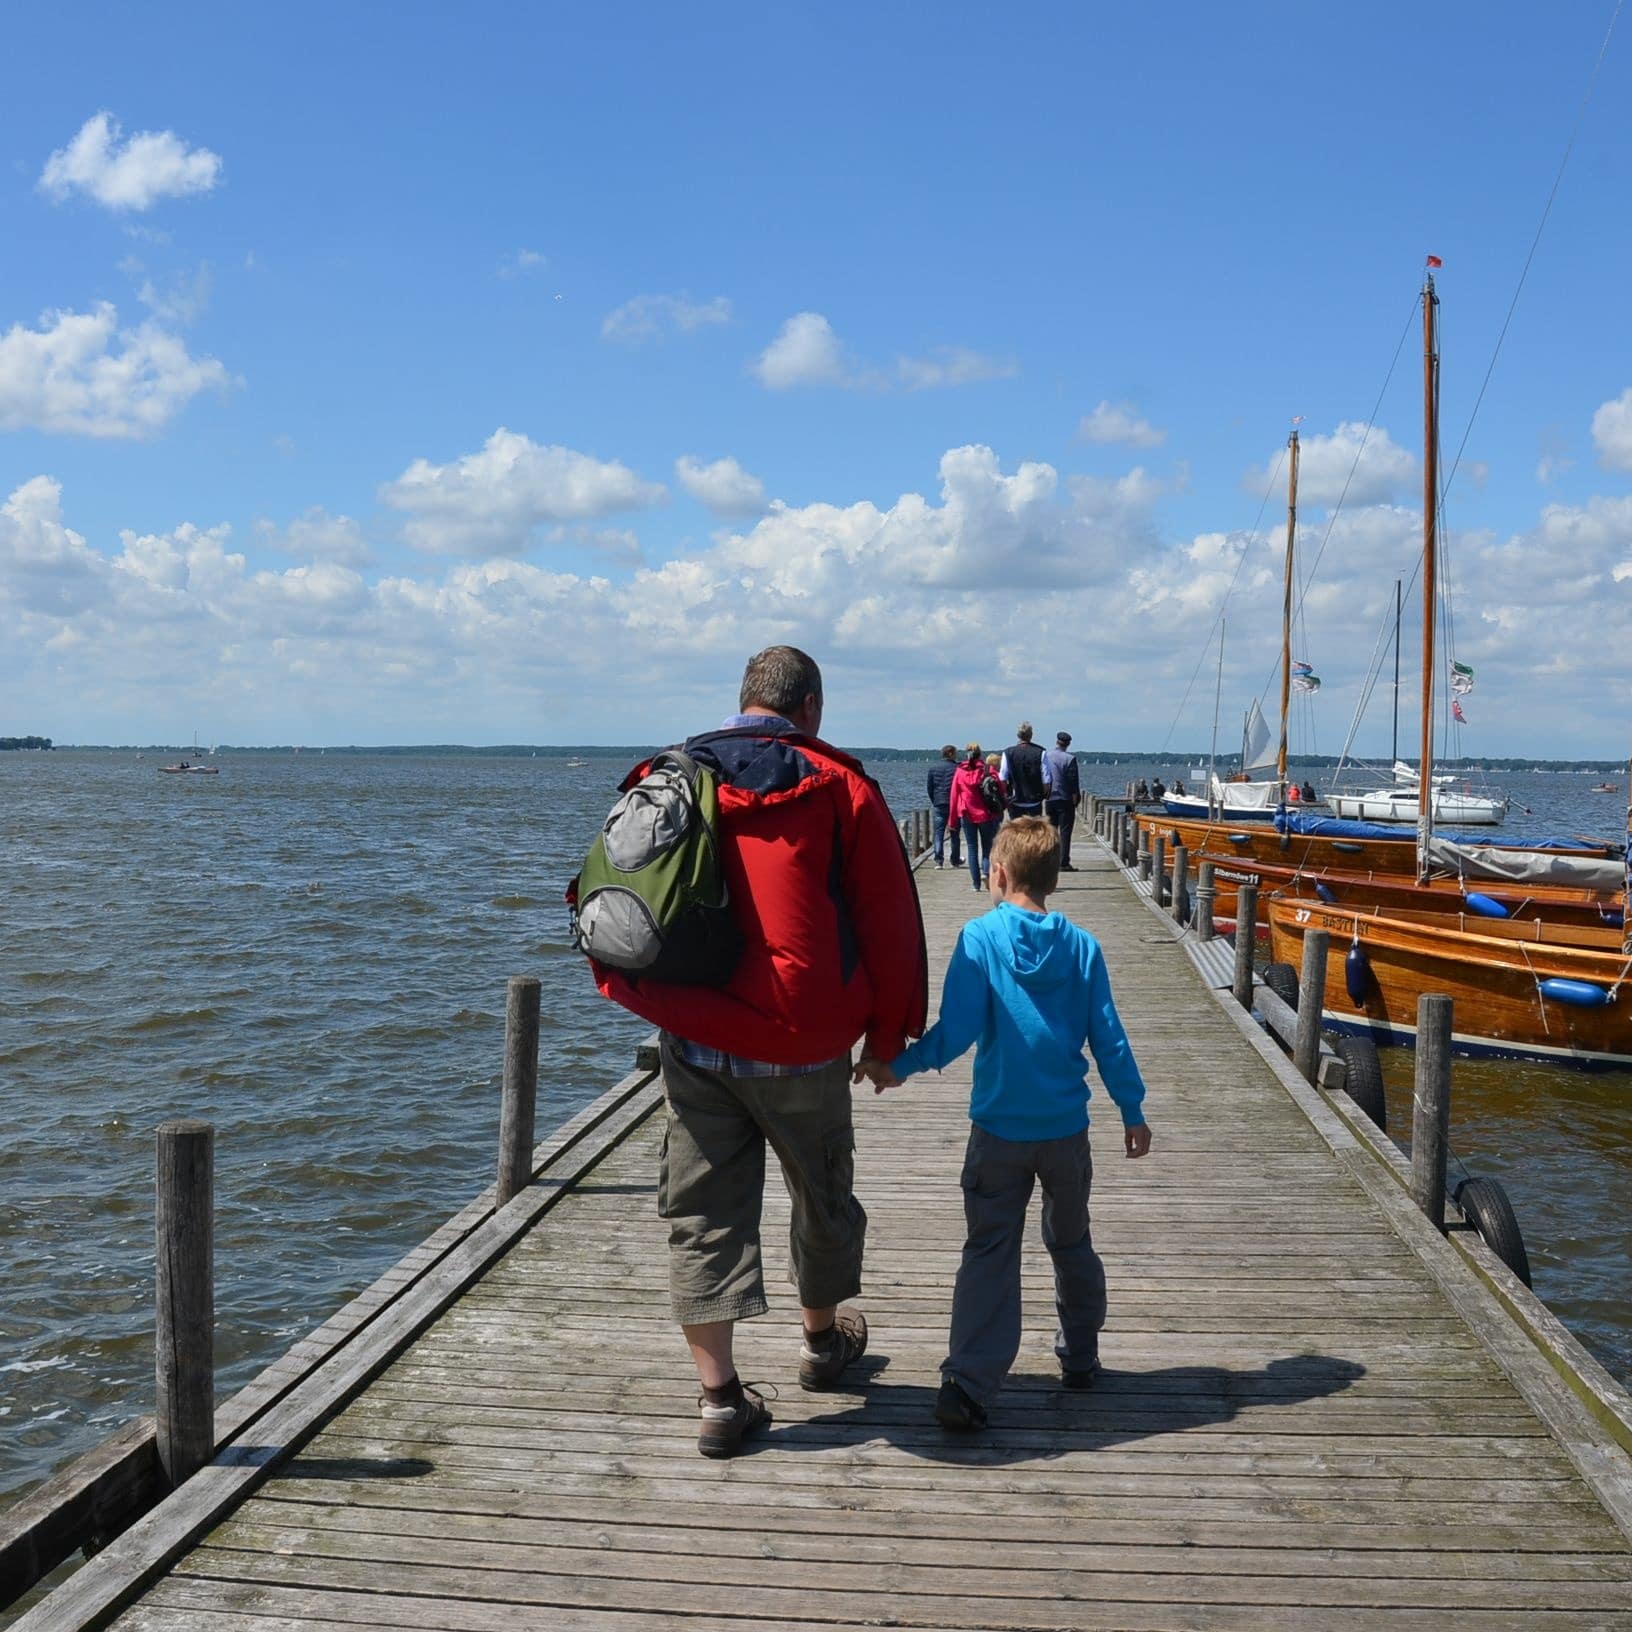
left=1591, top=782, right=1620, bottom=793
left=159, top=761, right=220, bottom=775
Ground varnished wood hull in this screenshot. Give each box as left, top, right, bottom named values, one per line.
left=1195, top=852, right=1621, bottom=929
left=1265, top=899, right=1632, bottom=1069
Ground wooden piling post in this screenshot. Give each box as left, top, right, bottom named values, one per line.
left=1136, top=825, right=1151, bottom=882
left=1411, top=993, right=1454, bottom=1229
left=1195, top=860, right=1216, bottom=941
left=1171, top=844, right=1189, bottom=924
left=1123, top=813, right=1137, bottom=867
left=1294, top=929, right=1329, bottom=1083
left=497, top=975, right=541, bottom=1207
left=1151, top=832, right=1166, bottom=906
left=155, top=1120, right=214, bottom=1490
left=1232, top=882, right=1258, bottom=1008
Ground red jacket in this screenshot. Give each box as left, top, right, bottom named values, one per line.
left=948, top=760, right=1003, bottom=827
left=593, top=723, right=928, bottom=1065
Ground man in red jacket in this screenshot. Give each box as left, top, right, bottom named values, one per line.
left=595, top=646, right=927, bottom=1456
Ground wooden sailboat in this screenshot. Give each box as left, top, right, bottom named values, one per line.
left=1266, top=268, right=1632, bottom=1067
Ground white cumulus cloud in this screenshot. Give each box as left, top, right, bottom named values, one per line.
left=675, top=455, right=766, bottom=516
left=752, top=312, right=848, bottom=388
left=39, top=112, right=222, bottom=213
left=0, top=303, right=231, bottom=438
left=1078, top=400, right=1166, bottom=448
left=256, top=508, right=374, bottom=568
left=601, top=293, right=732, bottom=342
left=1591, top=388, right=1632, bottom=472
left=379, top=428, right=666, bottom=554
left=1246, top=420, right=1416, bottom=507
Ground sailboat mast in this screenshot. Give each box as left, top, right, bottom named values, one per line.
left=1208, top=618, right=1224, bottom=808
left=1278, top=429, right=1299, bottom=788
left=1417, top=272, right=1440, bottom=881
left=1391, top=579, right=1402, bottom=766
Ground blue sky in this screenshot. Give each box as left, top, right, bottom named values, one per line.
left=3, top=2, right=1631, bottom=753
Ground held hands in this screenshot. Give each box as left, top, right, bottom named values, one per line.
left=1124, top=1122, right=1153, bottom=1159
left=852, top=1055, right=900, bottom=1094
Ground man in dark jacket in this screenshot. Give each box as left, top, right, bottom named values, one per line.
left=594, top=646, right=928, bottom=1457
left=927, top=743, right=960, bottom=868
left=1042, top=730, right=1082, bottom=869
left=1000, top=722, right=1048, bottom=818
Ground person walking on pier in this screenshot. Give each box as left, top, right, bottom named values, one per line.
left=1042, top=730, right=1082, bottom=871
left=949, top=742, right=1003, bottom=891
left=855, top=816, right=1151, bottom=1430
left=1000, top=722, right=1048, bottom=818
left=927, top=743, right=960, bottom=869
left=591, top=646, right=927, bottom=1457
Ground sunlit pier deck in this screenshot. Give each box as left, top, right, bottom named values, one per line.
left=16, top=836, right=1632, bottom=1631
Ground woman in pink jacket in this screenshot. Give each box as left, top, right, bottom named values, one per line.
left=947, top=741, right=1005, bottom=891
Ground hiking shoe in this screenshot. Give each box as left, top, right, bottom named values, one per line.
left=934, top=1375, right=987, bottom=1431
left=798, top=1307, right=868, bottom=1391
left=697, top=1384, right=771, bottom=1459
left=1061, top=1360, right=1103, bottom=1390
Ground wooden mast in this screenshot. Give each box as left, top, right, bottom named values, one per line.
left=1278, top=427, right=1299, bottom=790
left=1417, top=271, right=1440, bottom=882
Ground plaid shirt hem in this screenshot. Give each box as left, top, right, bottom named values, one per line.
left=670, top=1034, right=838, bottom=1078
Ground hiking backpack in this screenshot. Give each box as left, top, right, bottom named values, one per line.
left=568, top=750, right=742, bottom=985
left=977, top=768, right=1007, bottom=814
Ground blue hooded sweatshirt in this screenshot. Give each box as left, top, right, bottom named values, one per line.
left=890, top=902, right=1146, bottom=1141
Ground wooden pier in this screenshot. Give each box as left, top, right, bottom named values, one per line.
left=12, top=829, right=1632, bottom=1629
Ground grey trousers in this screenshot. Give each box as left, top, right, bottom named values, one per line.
left=656, top=1036, right=865, bottom=1324
left=944, top=1124, right=1107, bottom=1405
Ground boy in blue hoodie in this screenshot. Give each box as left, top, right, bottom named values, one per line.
left=855, top=816, right=1151, bottom=1430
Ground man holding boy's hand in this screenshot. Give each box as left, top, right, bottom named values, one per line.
left=852, top=817, right=1150, bottom=1429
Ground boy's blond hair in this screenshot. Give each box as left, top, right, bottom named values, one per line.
left=990, top=815, right=1060, bottom=896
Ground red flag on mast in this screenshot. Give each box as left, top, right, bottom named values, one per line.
left=1426, top=255, right=1444, bottom=267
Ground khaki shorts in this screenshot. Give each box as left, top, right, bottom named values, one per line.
left=657, top=1035, right=866, bottom=1324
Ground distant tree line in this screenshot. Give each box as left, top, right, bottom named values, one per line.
left=0, top=736, right=52, bottom=751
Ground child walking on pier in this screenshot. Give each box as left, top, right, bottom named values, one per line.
left=855, top=817, right=1152, bottom=1429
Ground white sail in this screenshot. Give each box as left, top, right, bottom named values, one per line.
left=1243, top=699, right=1276, bottom=771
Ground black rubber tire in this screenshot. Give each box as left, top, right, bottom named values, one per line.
left=1330, top=1034, right=1386, bottom=1133
left=1261, top=962, right=1299, bottom=1011
left=1454, top=1177, right=1533, bottom=1288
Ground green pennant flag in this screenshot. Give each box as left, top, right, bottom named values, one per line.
left=1451, top=660, right=1474, bottom=678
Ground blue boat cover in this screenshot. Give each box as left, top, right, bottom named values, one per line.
left=1275, top=811, right=1624, bottom=855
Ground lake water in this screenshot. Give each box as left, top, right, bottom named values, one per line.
left=2, top=748, right=1628, bottom=1513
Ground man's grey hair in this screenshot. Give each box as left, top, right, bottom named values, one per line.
left=1016, top=721, right=1033, bottom=741
left=740, top=645, right=823, bottom=717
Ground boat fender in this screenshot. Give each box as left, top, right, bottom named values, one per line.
left=1169, top=829, right=1182, bottom=848
left=1227, top=833, right=1251, bottom=844
left=1315, top=883, right=1338, bottom=905
left=1332, top=841, right=1365, bottom=854
left=1452, top=1177, right=1532, bottom=1287
left=1601, top=908, right=1625, bottom=928
left=1538, top=977, right=1612, bottom=1008
left=1463, top=892, right=1510, bottom=919
left=1260, top=962, right=1299, bottom=1011
left=1344, top=941, right=1371, bottom=1003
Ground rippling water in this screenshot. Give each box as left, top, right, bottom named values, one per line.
left=1, top=749, right=1627, bottom=1512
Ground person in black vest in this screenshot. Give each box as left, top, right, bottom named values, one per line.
left=926, top=744, right=961, bottom=868
left=1000, top=722, right=1048, bottom=818
left=1042, top=731, right=1082, bottom=870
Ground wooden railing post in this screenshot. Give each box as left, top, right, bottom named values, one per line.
left=155, top=1120, right=214, bottom=1490
left=1122, top=813, right=1137, bottom=867
left=1150, top=832, right=1166, bottom=906
left=498, top=975, right=541, bottom=1207
left=1411, top=993, right=1454, bottom=1229
left=1195, top=860, right=1216, bottom=941
left=1171, top=844, right=1189, bottom=924
left=1232, top=882, right=1258, bottom=1008
left=1294, top=929, right=1329, bottom=1083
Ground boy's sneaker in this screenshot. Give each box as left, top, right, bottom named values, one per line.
left=934, top=1375, right=987, bottom=1431
left=697, top=1384, right=771, bottom=1458
left=798, top=1307, right=868, bottom=1390
left=1061, top=1359, right=1103, bottom=1390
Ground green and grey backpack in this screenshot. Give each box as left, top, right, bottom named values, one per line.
left=568, top=750, right=742, bottom=985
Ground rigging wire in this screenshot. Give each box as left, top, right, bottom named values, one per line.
left=1441, top=0, right=1625, bottom=503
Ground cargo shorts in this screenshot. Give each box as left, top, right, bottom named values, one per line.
left=657, top=1034, right=866, bottom=1324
